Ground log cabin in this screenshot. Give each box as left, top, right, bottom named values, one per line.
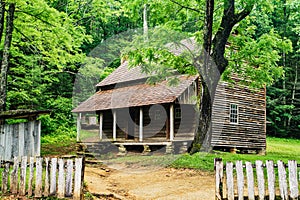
left=72, top=59, right=267, bottom=154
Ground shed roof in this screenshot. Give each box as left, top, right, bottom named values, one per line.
left=73, top=75, right=198, bottom=112
left=0, top=109, right=50, bottom=120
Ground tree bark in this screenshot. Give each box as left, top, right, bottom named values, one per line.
left=190, top=0, right=255, bottom=153
left=0, top=1, right=5, bottom=44
left=0, top=3, right=15, bottom=111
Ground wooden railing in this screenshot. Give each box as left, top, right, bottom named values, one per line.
left=0, top=156, right=85, bottom=199
left=215, top=158, right=299, bottom=200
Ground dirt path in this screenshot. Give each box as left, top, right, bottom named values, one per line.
left=84, top=163, right=215, bottom=200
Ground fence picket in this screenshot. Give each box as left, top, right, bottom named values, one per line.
left=215, top=158, right=223, bottom=200
left=235, top=160, right=244, bottom=200
left=35, top=157, right=43, bottom=198
left=277, top=160, right=288, bottom=200
left=44, top=157, right=50, bottom=196
left=10, top=157, right=19, bottom=194
left=266, top=160, right=275, bottom=200
left=0, top=156, right=84, bottom=199
left=2, top=163, right=10, bottom=193
left=66, top=159, right=74, bottom=197
left=215, top=159, right=300, bottom=200
left=74, top=157, right=83, bottom=200
left=28, top=157, right=34, bottom=196
left=255, top=160, right=265, bottom=200
left=57, top=159, right=66, bottom=198
left=226, top=162, right=234, bottom=200
left=50, top=157, right=57, bottom=196
left=19, top=156, right=27, bottom=196
left=246, top=162, right=255, bottom=200
left=288, top=160, right=299, bottom=199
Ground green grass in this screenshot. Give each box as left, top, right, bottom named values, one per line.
left=170, top=137, right=300, bottom=171
left=41, top=132, right=77, bottom=156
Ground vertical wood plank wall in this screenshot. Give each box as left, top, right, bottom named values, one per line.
left=0, top=120, right=41, bottom=161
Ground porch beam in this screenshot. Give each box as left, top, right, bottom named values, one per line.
left=113, top=110, right=117, bottom=141
left=76, top=113, right=81, bottom=142
left=170, top=104, right=174, bottom=141
left=99, top=112, right=103, bottom=140
left=139, top=107, right=143, bottom=142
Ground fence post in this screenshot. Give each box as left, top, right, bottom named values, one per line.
left=44, top=157, right=50, bottom=196
left=215, top=158, right=223, bottom=200
left=50, top=157, right=57, bottom=196
left=57, top=159, right=66, bottom=198
left=35, top=157, right=43, bottom=198
left=235, top=160, right=244, bottom=200
left=66, top=159, right=74, bottom=197
left=74, top=157, right=84, bottom=200
left=19, top=156, right=27, bottom=196
left=28, top=157, right=34, bottom=197
left=255, top=160, right=265, bottom=200
left=10, top=157, right=19, bottom=194
left=288, top=160, right=299, bottom=199
left=2, top=162, right=10, bottom=193
left=226, top=162, right=234, bottom=200
left=266, top=160, right=275, bottom=200
left=277, top=160, right=288, bottom=200
left=246, top=161, right=255, bottom=200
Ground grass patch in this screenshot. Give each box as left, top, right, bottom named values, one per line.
left=41, top=131, right=77, bottom=157
left=170, top=137, right=300, bottom=171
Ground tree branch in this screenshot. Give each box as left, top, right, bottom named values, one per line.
left=169, top=0, right=203, bottom=14
left=16, top=10, right=55, bottom=27
left=234, top=2, right=255, bottom=23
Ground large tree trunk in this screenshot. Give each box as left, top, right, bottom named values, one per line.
left=0, top=3, right=15, bottom=111
left=190, top=0, right=254, bottom=153
left=0, top=1, right=5, bottom=43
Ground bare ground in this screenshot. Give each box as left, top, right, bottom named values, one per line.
left=84, top=163, right=215, bottom=200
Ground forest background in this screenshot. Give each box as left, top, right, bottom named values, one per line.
left=0, top=0, right=299, bottom=145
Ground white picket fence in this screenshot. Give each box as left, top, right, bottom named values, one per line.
left=0, top=156, right=85, bottom=199
left=215, top=158, right=300, bottom=200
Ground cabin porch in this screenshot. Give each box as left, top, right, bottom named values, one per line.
left=76, top=103, right=196, bottom=154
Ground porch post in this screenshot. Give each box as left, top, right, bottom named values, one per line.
left=99, top=112, right=103, bottom=140
left=76, top=113, right=81, bottom=142
left=113, top=110, right=117, bottom=141
left=139, top=107, right=143, bottom=142
left=170, top=104, right=174, bottom=141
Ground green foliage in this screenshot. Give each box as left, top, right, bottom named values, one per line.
left=225, top=29, right=292, bottom=88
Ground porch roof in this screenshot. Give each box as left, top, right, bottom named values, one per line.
left=72, top=75, right=198, bottom=113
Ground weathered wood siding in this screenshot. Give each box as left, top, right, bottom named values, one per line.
left=211, top=82, right=266, bottom=150
left=174, top=104, right=197, bottom=141
left=0, top=120, right=41, bottom=161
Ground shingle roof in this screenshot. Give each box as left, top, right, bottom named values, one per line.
left=96, top=61, right=148, bottom=87
left=96, top=38, right=199, bottom=88
left=72, top=75, right=198, bottom=112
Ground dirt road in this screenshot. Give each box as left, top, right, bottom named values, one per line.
left=84, top=163, right=215, bottom=200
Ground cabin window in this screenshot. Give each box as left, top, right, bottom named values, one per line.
left=230, top=104, right=238, bottom=124
left=155, top=110, right=161, bottom=120
left=175, top=108, right=181, bottom=119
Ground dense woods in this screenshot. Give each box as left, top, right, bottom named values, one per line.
left=0, top=0, right=298, bottom=146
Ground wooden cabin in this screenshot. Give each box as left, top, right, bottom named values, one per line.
left=72, top=60, right=266, bottom=154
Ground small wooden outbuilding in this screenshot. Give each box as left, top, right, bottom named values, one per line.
left=73, top=60, right=266, bottom=154
left=0, top=110, right=49, bottom=161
